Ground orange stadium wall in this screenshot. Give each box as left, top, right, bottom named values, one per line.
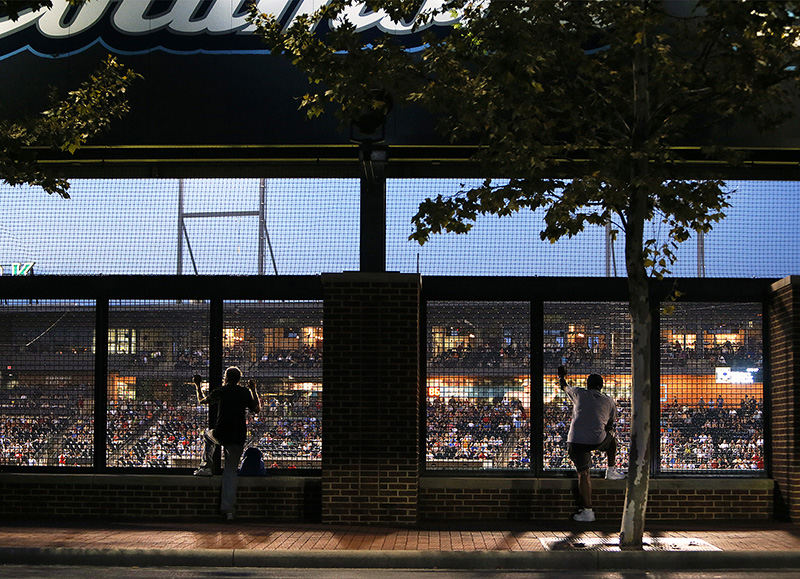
left=659, top=376, right=763, bottom=407
left=542, top=373, right=763, bottom=408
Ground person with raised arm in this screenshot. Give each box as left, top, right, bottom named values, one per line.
left=557, top=365, right=625, bottom=523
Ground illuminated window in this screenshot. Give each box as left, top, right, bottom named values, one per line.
left=223, top=328, right=245, bottom=348
left=108, top=328, right=137, bottom=355
left=108, top=374, right=137, bottom=401
left=426, top=302, right=530, bottom=472
left=660, top=303, right=763, bottom=472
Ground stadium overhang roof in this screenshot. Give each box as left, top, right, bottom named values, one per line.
left=3, top=1, right=800, bottom=180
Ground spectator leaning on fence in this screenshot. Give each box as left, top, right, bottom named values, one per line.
left=557, top=365, right=625, bottom=523
left=192, top=367, right=260, bottom=521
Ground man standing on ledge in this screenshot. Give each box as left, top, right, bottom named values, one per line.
left=558, top=365, right=625, bottom=522
left=193, top=366, right=260, bottom=520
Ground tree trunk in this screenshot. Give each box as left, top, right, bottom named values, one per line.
left=619, top=16, right=652, bottom=549
left=619, top=192, right=652, bottom=549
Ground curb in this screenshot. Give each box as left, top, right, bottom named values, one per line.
left=2, top=547, right=800, bottom=570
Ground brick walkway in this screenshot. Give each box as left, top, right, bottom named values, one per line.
left=0, top=520, right=798, bottom=552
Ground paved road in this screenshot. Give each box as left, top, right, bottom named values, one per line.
left=2, top=568, right=799, bottom=579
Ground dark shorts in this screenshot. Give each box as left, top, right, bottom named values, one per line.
left=568, top=433, right=616, bottom=472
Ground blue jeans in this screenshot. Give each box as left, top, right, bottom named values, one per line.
left=200, top=428, right=244, bottom=515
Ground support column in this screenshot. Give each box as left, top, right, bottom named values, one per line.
left=768, top=276, right=800, bottom=522
left=321, top=272, right=420, bottom=525
left=358, top=143, right=387, bottom=272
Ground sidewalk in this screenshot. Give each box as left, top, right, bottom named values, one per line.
left=0, top=519, right=799, bottom=570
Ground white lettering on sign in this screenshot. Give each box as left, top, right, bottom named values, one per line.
left=0, top=7, right=42, bottom=39
left=333, top=0, right=460, bottom=34
left=0, top=0, right=460, bottom=48
left=715, top=366, right=758, bottom=385
left=0, top=262, right=35, bottom=276
left=38, top=0, right=113, bottom=39
left=11, top=262, right=34, bottom=276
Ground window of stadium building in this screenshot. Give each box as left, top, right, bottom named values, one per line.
left=223, top=301, right=322, bottom=469
left=109, top=328, right=137, bottom=355
left=543, top=302, right=632, bottom=473
left=106, top=300, right=209, bottom=469
left=660, top=303, right=764, bottom=472
left=426, top=301, right=531, bottom=471
left=0, top=300, right=96, bottom=467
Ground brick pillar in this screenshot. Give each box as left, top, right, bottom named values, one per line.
left=321, top=273, right=420, bottom=525
left=768, top=276, right=800, bottom=522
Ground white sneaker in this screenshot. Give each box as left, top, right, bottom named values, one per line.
left=193, top=467, right=212, bottom=476
left=605, top=467, right=625, bottom=480
left=573, top=508, right=596, bottom=522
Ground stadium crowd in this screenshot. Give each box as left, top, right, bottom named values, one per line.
left=1, top=384, right=764, bottom=473
left=0, top=383, right=94, bottom=466
left=661, top=339, right=762, bottom=370
left=661, top=394, right=764, bottom=470
left=102, top=344, right=323, bottom=377
left=427, top=394, right=762, bottom=472
left=426, top=397, right=528, bottom=466
left=428, top=338, right=762, bottom=373
left=103, top=393, right=322, bottom=468
left=220, top=346, right=323, bottom=378
left=429, top=343, right=530, bottom=369
left=0, top=383, right=322, bottom=468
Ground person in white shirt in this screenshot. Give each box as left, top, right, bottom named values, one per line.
left=558, top=365, right=625, bottom=523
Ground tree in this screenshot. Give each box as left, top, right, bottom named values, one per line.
left=0, top=1, right=140, bottom=197
left=252, top=0, right=800, bottom=546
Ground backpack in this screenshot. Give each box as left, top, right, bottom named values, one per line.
left=239, top=446, right=266, bottom=476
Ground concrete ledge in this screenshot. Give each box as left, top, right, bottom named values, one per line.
left=0, top=473, right=319, bottom=488
left=420, top=476, right=772, bottom=491
left=1, top=473, right=768, bottom=491
left=321, top=272, right=421, bottom=284
left=1, top=546, right=799, bottom=570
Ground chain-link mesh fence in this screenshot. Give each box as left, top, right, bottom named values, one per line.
left=0, top=300, right=95, bottom=467
left=660, top=302, right=764, bottom=472
left=543, top=302, right=631, bottom=472
left=426, top=301, right=530, bottom=471
left=0, top=178, right=360, bottom=275
left=1, top=178, right=797, bottom=277
left=223, top=300, right=322, bottom=469
left=106, top=300, right=209, bottom=468
left=388, top=179, right=800, bottom=277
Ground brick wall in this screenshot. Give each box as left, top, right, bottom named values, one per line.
left=768, top=276, right=800, bottom=522
left=321, top=273, right=421, bottom=525
left=0, top=473, right=771, bottom=522
left=0, top=474, right=319, bottom=521
left=419, top=477, right=773, bottom=521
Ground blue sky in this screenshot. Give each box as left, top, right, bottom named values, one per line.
left=0, top=178, right=798, bottom=278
